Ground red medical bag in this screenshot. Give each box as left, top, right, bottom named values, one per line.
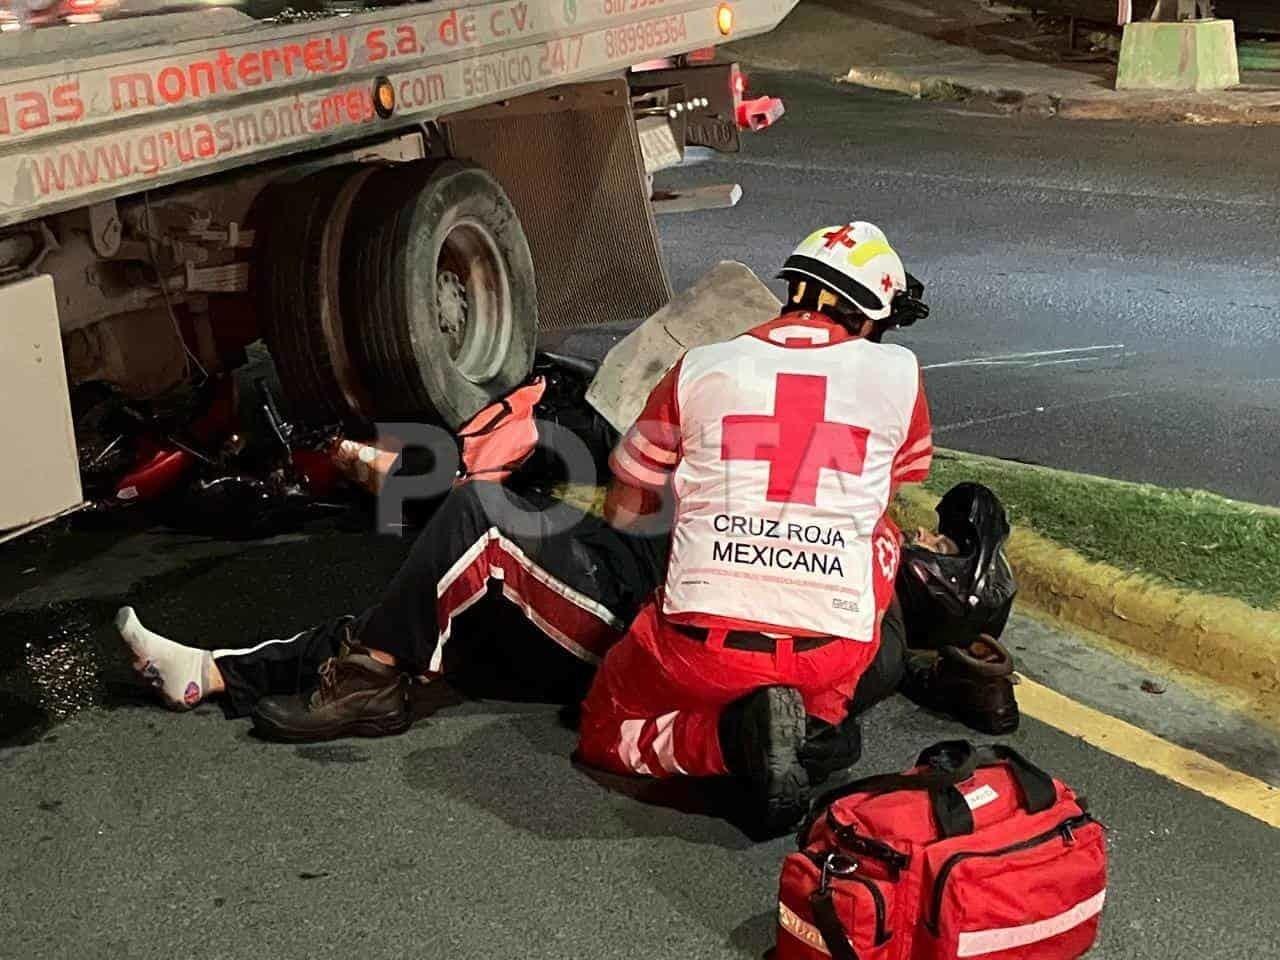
left=777, top=741, right=1107, bottom=960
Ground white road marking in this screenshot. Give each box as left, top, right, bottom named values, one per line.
left=935, top=390, right=1147, bottom=434
left=1021, top=357, right=1107, bottom=368
left=922, top=344, right=1126, bottom=371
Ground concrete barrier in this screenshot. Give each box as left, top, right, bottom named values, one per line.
left=1116, top=18, right=1240, bottom=91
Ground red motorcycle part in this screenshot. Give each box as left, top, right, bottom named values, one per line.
left=291, top=449, right=344, bottom=497
left=114, top=447, right=193, bottom=503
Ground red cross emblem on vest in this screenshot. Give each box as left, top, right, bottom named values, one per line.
left=875, top=532, right=899, bottom=579
left=721, top=374, right=870, bottom=505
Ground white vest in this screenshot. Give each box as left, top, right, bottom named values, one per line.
left=661, top=329, right=921, bottom=641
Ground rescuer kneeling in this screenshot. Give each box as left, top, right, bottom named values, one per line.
left=575, top=222, right=933, bottom=832
left=111, top=223, right=932, bottom=835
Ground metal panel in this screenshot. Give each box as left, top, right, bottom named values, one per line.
left=0, top=275, right=84, bottom=539
left=0, top=0, right=800, bottom=228
left=447, top=81, right=673, bottom=331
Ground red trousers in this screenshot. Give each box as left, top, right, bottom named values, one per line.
left=577, top=601, right=881, bottom=778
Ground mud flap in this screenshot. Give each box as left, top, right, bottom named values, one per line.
left=585, top=261, right=780, bottom=432
left=0, top=275, right=83, bottom=542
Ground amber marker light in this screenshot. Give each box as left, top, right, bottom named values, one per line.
left=374, top=77, right=396, bottom=118
left=716, top=3, right=734, bottom=36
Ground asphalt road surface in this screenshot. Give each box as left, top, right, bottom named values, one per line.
left=655, top=72, right=1280, bottom=505
left=4, top=71, right=1280, bottom=960
left=3, top=512, right=1279, bottom=960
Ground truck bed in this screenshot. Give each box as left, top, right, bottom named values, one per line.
left=0, top=0, right=797, bottom=227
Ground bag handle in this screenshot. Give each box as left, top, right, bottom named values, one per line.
left=806, top=740, right=979, bottom=814
left=809, top=889, right=860, bottom=960
left=919, top=743, right=1059, bottom=838
left=800, top=741, right=980, bottom=843
left=975, top=744, right=1058, bottom=815
left=802, top=741, right=1058, bottom=842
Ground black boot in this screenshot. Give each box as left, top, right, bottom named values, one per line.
left=252, top=643, right=412, bottom=743
left=901, top=635, right=1020, bottom=735
left=719, top=686, right=810, bottom=833
left=798, top=714, right=863, bottom=787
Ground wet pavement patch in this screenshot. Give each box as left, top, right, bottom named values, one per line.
left=0, top=599, right=133, bottom=747
left=0, top=517, right=411, bottom=748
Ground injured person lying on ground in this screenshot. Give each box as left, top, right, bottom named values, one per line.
left=114, top=222, right=1020, bottom=834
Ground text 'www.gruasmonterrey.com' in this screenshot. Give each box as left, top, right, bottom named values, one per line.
left=27, top=87, right=377, bottom=196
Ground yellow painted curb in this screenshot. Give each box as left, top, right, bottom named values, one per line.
left=893, top=485, right=1280, bottom=710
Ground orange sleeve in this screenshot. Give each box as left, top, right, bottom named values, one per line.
left=892, top=368, right=933, bottom=486
left=608, top=359, right=683, bottom=492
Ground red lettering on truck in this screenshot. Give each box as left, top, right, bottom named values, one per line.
left=111, top=74, right=157, bottom=110
left=490, top=2, right=529, bottom=37
left=366, top=28, right=390, bottom=61
left=364, top=23, right=423, bottom=59
left=51, top=83, right=86, bottom=123
left=0, top=81, right=84, bottom=134
left=28, top=85, right=375, bottom=197
left=106, top=36, right=351, bottom=112
left=397, top=71, right=447, bottom=108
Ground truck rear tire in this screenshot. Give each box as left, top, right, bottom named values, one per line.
left=342, top=161, right=538, bottom=428
left=255, top=165, right=370, bottom=426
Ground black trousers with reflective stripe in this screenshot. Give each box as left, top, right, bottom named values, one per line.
left=215, top=483, right=667, bottom=716
left=215, top=481, right=903, bottom=734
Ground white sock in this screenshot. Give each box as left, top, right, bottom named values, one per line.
left=115, top=606, right=212, bottom=710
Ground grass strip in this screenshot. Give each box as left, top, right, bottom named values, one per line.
left=921, top=450, right=1280, bottom=611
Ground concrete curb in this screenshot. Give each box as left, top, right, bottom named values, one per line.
left=839, top=65, right=1280, bottom=124
left=841, top=66, right=1056, bottom=112
left=892, top=484, right=1280, bottom=710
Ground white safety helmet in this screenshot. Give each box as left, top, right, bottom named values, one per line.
left=777, top=221, right=908, bottom=323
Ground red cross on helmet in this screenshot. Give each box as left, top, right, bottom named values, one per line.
left=777, top=221, right=908, bottom=323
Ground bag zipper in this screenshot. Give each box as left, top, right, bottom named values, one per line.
left=927, top=814, right=1094, bottom=935
left=805, top=850, right=891, bottom=946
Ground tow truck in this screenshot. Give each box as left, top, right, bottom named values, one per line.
left=0, top=0, right=794, bottom=540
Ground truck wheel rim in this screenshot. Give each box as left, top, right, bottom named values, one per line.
left=435, top=218, right=512, bottom=385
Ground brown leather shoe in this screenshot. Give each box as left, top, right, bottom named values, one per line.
left=902, top=635, right=1020, bottom=735
left=252, top=644, right=411, bottom=743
